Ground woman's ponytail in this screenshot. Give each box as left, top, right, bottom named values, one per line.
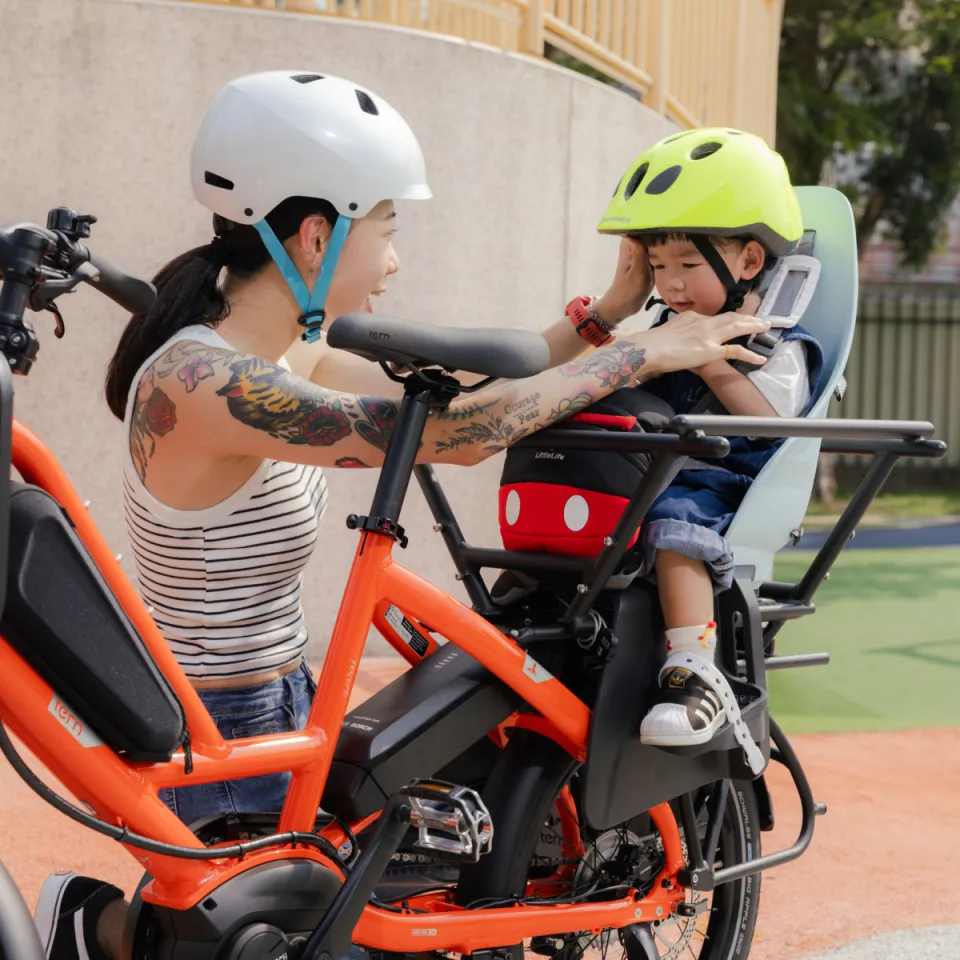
left=104, top=241, right=230, bottom=420
left=105, top=195, right=339, bottom=421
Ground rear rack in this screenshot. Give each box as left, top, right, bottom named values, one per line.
left=416, top=416, right=946, bottom=636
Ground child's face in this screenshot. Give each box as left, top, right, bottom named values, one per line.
left=646, top=237, right=765, bottom=316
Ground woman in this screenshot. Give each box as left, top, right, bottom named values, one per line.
left=36, top=70, right=771, bottom=960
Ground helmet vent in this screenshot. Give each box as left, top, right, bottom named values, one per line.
left=204, top=171, right=235, bottom=191
left=292, top=74, right=325, bottom=84
left=624, top=162, right=649, bottom=200
left=690, top=141, right=723, bottom=160
left=645, top=165, right=682, bottom=195
left=355, top=90, right=379, bottom=115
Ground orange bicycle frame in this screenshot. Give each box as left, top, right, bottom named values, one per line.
left=0, top=419, right=686, bottom=954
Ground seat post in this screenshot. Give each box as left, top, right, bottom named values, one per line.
left=368, top=385, right=434, bottom=527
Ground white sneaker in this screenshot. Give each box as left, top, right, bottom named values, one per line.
left=640, top=654, right=725, bottom=747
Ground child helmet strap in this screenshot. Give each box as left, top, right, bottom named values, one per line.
left=691, top=235, right=751, bottom=312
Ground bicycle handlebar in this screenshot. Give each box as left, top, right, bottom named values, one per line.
left=0, top=207, right=157, bottom=374
left=68, top=242, right=158, bottom=315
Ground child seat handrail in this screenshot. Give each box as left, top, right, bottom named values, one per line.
left=417, top=416, right=946, bottom=630
left=674, top=414, right=936, bottom=442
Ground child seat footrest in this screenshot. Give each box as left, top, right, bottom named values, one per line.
left=658, top=652, right=765, bottom=775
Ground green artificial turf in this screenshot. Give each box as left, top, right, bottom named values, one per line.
left=767, top=547, right=960, bottom=733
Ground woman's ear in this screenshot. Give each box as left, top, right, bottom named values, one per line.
left=298, top=215, right=331, bottom=266
left=739, top=240, right=766, bottom=282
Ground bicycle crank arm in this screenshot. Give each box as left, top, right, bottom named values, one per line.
left=297, top=792, right=413, bottom=960
left=297, top=781, right=493, bottom=960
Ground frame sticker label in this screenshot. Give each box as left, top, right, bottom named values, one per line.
left=523, top=653, right=553, bottom=683
left=48, top=694, right=105, bottom=748
left=385, top=605, right=430, bottom=657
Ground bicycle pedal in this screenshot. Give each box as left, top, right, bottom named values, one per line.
left=399, top=779, right=493, bottom=862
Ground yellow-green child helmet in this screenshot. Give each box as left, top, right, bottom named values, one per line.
left=599, top=127, right=802, bottom=258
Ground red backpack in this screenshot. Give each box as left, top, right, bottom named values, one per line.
left=498, top=389, right=675, bottom=558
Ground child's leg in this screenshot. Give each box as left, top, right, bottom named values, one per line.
left=656, top=550, right=714, bottom=628
left=640, top=550, right=723, bottom=746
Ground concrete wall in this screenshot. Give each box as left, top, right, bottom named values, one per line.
left=0, top=0, right=673, bottom=657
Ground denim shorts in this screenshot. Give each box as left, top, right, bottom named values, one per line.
left=160, top=659, right=317, bottom=828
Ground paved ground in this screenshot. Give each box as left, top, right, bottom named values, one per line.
left=790, top=521, right=960, bottom=550
left=751, top=727, right=960, bottom=960
left=2, top=657, right=958, bottom=960
left=796, top=925, right=960, bottom=960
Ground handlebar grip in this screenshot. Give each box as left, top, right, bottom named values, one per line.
left=80, top=247, right=156, bottom=314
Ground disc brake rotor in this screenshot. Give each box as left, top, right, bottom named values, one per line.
left=556, top=827, right=709, bottom=960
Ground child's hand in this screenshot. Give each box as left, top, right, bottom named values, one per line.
left=594, top=239, right=654, bottom=326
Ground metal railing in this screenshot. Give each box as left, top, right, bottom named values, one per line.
left=173, top=0, right=784, bottom=142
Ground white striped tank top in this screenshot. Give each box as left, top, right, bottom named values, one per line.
left=122, top=325, right=328, bottom=681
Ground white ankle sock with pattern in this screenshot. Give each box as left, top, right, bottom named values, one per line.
left=664, top=621, right=717, bottom=660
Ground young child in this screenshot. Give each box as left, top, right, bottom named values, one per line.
left=596, top=128, right=825, bottom=747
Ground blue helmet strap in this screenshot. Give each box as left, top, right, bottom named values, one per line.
left=253, top=214, right=353, bottom=344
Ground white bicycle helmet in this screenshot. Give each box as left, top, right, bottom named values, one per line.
left=190, top=71, right=431, bottom=341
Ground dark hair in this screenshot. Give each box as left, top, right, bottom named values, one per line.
left=105, top=196, right=339, bottom=420
left=638, top=232, right=776, bottom=293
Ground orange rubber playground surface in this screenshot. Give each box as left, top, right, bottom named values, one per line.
left=3, top=657, right=958, bottom=960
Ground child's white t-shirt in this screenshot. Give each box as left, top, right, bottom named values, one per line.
left=745, top=340, right=810, bottom=418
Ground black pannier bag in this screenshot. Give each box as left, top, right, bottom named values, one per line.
left=1, top=483, right=186, bottom=761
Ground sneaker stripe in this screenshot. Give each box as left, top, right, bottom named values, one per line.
left=74, top=910, right=92, bottom=960
left=34, top=872, right=73, bottom=955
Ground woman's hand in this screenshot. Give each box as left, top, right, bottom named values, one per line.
left=594, top=238, right=654, bottom=326
left=633, top=310, right=772, bottom=378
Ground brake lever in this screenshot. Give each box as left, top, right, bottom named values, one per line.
left=28, top=263, right=97, bottom=338
left=45, top=302, right=66, bottom=339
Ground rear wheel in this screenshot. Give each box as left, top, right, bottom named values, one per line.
left=456, top=733, right=762, bottom=960
left=530, top=782, right=762, bottom=960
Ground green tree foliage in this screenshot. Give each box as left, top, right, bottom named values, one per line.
left=777, top=0, right=960, bottom=266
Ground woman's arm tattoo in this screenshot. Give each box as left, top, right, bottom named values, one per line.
left=130, top=343, right=401, bottom=476
left=559, top=343, right=647, bottom=389
left=214, top=355, right=400, bottom=448
left=429, top=342, right=647, bottom=456
left=131, top=338, right=648, bottom=472
left=129, top=369, right=177, bottom=481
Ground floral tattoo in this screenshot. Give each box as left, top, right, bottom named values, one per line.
left=129, top=369, right=178, bottom=480
left=215, top=355, right=376, bottom=447
left=560, top=343, right=647, bottom=390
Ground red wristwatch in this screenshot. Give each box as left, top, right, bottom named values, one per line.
left=565, top=295, right=616, bottom=347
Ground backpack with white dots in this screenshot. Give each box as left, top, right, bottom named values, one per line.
left=498, top=388, right=676, bottom=558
